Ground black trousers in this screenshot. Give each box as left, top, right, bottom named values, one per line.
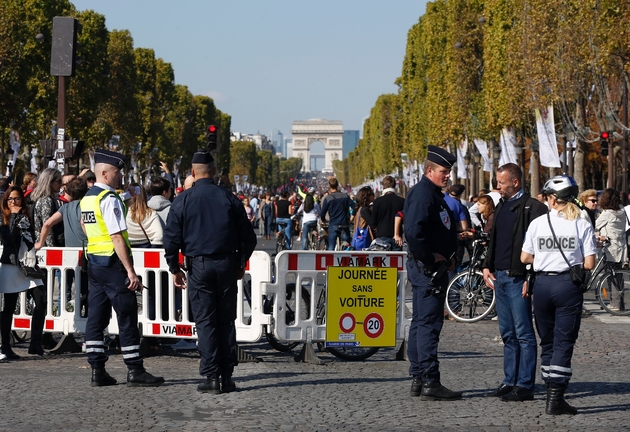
left=188, top=254, right=239, bottom=378
left=533, top=273, right=582, bottom=386
left=85, top=263, right=143, bottom=369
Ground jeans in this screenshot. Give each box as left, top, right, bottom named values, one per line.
left=301, top=220, right=317, bottom=250
left=327, top=224, right=351, bottom=250
left=494, top=270, right=537, bottom=390
left=276, top=217, right=292, bottom=250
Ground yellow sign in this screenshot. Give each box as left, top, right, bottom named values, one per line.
left=325, top=267, right=397, bottom=348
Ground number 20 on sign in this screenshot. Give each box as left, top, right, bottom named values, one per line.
left=325, top=266, right=397, bottom=348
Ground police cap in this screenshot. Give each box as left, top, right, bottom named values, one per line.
left=427, top=145, right=456, bottom=168
left=191, top=149, right=214, bottom=164
left=94, top=149, right=126, bottom=169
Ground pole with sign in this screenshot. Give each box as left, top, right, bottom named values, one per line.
left=325, top=267, right=397, bottom=348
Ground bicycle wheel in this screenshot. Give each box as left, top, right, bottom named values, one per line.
left=446, top=269, right=496, bottom=323
left=12, top=330, right=29, bottom=344
left=327, top=346, right=380, bottom=361
left=596, top=269, right=630, bottom=316
left=265, top=285, right=311, bottom=352
left=319, top=236, right=328, bottom=251
left=308, top=231, right=319, bottom=250
left=275, top=235, right=286, bottom=254
left=265, top=329, right=300, bottom=352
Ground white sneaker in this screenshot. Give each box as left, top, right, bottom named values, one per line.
left=297, top=237, right=302, bottom=242
left=171, top=339, right=198, bottom=350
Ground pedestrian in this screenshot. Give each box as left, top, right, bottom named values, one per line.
left=259, top=193, right=273, bottom=240
left=405, top=145, right=462, bottom=401
left=577, top=189, right=598, bottom=226
left=0, top=187, right=45, bottom=360
left=320, top=177, right=354, bottom=250
left=21, top=172, right=37, bottom=199
left=80, top=149, right=164, bottom=387
left=34, top=177, right=90, bottom=317
left=163, top=149, right=257, bottom=394
left=147, top=177, right=172, bottom=224
left=370, top=176, right=404, bottom=251
left=443, top=184, right=471, bottom=276
left=482, top=163, right=547, bottom=401
left=275, top=191, right=294, bottom=249
left=126, top=186, right=164, bottom=248
left=296, top=192, right=320, bottom=249
left=521, top=175, right=596, bottom=415
left=595, top=188, right=628, bottom=308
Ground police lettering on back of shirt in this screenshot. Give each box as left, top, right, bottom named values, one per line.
left=522, top=209, right=596, bottom=273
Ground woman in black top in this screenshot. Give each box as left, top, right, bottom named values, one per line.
left=275, top=191, right=294, bottom=249
left=0, top=187, right=46, bottom=359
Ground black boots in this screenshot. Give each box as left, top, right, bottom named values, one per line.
left=91, top=368, right=118, bottom=387
left=221, top=375, right=236, bottom=393
left=28, top=308, right=46, bottom=356
left=410, top=378, right=462, bottom=400
left=546, top=385, right=577, bottom=415
left=198, top=376, right=221, bottom=394
left=127, top=368, right=165, bottom=387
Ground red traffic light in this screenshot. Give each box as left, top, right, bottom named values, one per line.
left=601, top=131, right=610, bottom=139
left=289, top=177, right=294, bottom=182
left=208, top=125, right=217, bottom=133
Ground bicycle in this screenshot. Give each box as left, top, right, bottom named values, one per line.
left=304, top=224, right=320, bottom=251
left=445, top=234, right=496, bottom=323
left=585, top=238, right=630, bottom=316
left=276, top=222, right=291, bottom=254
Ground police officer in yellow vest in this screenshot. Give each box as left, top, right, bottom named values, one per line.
left=81, top=149, right=164, bottom=387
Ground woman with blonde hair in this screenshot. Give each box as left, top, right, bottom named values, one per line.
left=521, top=175, right=596, bottom=415
left=125, top=186, right=163, bottom=248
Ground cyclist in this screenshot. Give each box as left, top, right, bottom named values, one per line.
left=521, top=175, right=596, bottom=415
left=296, top=191, right=320, bottom=249
left=320, top=178, right=354, bottom=251
left=275, top=191, right=293, bottom=249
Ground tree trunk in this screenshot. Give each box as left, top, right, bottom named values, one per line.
left=573, top=99, right=586, bottom=191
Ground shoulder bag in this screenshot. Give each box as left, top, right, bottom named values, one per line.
left=8, top=216, right=46, bottom=279
left=546, top=213, right=588, bottom=292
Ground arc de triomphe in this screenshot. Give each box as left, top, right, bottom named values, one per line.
left=291, top=119, right=343, bottom=172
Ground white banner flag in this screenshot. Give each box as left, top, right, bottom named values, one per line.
left=457, top=139, right=468, bottom=179
left=499, top=127, right=518, bottom=166
left=536, top=106, right=561, bottom=168
left=474, top=139, right=492, bottom=172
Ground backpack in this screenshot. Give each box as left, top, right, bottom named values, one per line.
left=351, top=209, right=372, bottom=251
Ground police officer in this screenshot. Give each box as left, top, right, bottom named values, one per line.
left=521, top=175, right=596, bottom=415
left=163, top=149, right=257, bottom=394
left=81, top=150, right=164, bottom=387
left=405, top=145, right=462, bottom=400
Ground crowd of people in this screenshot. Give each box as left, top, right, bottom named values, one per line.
left=1, top=146, right=630, bottom=408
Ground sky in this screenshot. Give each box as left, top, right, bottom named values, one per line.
left=72, top=0, right=428, bottom=140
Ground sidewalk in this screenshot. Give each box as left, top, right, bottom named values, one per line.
left=1, top=314, right=629, bottom=431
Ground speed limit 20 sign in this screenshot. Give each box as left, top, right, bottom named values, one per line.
left=325, top=267, right=397, bottom=348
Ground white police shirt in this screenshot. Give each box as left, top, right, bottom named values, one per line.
left=93, top=182, right=128, bottom=236
left=522, top=208, right=597, bottom=272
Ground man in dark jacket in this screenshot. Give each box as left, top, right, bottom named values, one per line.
left=370, top=175, right=405, bottom=250
left=482, top=163, right=547, bottom=402
left=320, top=177, right=354, bottom=250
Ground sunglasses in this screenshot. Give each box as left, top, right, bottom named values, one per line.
left=588, top=199, right=598, bottom=203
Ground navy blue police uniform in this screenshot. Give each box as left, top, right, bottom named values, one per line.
left=404, top=146, right=461, bottom=400
left=81, top=149, right=164, bottom=387
left=163, top=149, right=257, bottom=394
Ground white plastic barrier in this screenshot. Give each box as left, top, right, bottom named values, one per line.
left=136, top=249, right=272, bottom=342
left=8, top=248, right=272, bottom=343
left=262, top=250, right=411, bottom=344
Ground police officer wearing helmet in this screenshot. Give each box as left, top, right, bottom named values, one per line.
left=81, top=149, right=164, bottom=387
left=521, top=175, right=596, bottom=415
left=405, top=145, right=462, bottom=401
left=163, top=149, right=257, bottom=394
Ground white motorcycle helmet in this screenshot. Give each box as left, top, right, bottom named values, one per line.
left=541, top=175, right=579, bottom=202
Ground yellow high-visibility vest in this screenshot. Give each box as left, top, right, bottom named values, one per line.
left=80, top=188, right=130, bottom=256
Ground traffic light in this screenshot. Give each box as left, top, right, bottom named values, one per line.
left=600, top=131, right=610, bottom=157
left=50, top=17, right=82, bottom=77
left=206, top=125, right=218, bottom=151
left=289, top=177, right=294, bottom=185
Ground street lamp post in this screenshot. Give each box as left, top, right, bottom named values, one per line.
left=464, top=152, right=471, bottom=196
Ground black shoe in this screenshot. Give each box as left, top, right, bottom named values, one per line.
left=488, top=384, right=514, bottom=397
left=28, top=343, right=46, bottom=356
left=91, top=368, right=117, bottom=387
left=420, top=382, right=462, bottom=401
left=1, top=346, right=20, bottom=360
left=222, top=376, right=236, bottom=393
left=127, top=368, right=165, bottom=387
left=501, top=386, right=534, bottom=402
left=410, top=377, right=422, bottom=397
left=198, top=377, right=221, bottom=394
left=546, top=385, right=577, bottom=415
